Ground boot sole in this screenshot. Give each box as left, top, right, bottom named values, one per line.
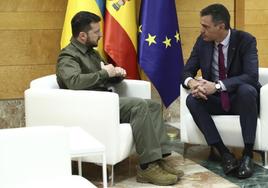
left=136, top=176, right=177, bottom=186
left=224, top=164, right=239, bottom=175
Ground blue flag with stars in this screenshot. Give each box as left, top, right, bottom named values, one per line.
left=138, top=0, right=184, bottom=107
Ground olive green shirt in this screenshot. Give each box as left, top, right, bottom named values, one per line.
left=56, top=38, right=123, bottom=90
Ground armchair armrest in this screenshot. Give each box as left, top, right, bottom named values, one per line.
left=30, top=74, right=59, bottom=89
left=259, top=84, right=268, bottom=149
left=111, top=79, right=151, bottom=99
left=180, top=85, right=192, bottom=142
left=259, top=68, right=268, bottom=85
left=24, top=88, right=120, bottom=149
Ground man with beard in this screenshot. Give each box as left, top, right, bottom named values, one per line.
left=56, top=11, right=183, bottom=186
left=182, top=4, right=261, bottom=179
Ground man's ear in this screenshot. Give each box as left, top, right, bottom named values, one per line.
left=219, top=22, right=226, bottom=30
left=78, top=32, right=87, bottom=42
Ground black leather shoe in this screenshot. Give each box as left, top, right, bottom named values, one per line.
left=237, top=155, right=254, bottom=179
left=221, top=152, right=239, bottom=174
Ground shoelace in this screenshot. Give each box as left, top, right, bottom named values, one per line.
left=149, top=163, right=170, bottom=175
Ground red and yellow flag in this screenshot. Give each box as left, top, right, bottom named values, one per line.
left=104, top=0, right=139, bottom=79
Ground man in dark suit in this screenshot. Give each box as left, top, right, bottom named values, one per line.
left=182, top=4, right=261, bottom=179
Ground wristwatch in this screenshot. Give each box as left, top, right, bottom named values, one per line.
left=215, top=82, right=221, bottom=92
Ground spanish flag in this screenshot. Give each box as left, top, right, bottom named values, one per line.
left=104, top=0, right=139, bottom=79
left=61, top=0, right=106, bottom=58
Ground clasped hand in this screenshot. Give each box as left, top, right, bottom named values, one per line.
left=101, top=63, right=127, bottom=78
left=188, top=78, right=217, bottom=100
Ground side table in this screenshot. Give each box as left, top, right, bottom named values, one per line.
left=66, top=127, right=107, bottom=188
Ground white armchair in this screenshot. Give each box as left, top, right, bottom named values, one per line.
left=180, top=68, right=268, bottom=167
left=0, top=126, right=96, bottom=188
left=24, top=74, right=151, bottom=184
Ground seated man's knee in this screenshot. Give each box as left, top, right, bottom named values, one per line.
left=236, top=84, right=257, bottom=99
left=186, top=94, right=198, bottom=109
left=132, top=98, right=148, bottom=109
left=147, top=100, right=161, bottom=110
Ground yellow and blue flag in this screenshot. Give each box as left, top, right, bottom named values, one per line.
left=61, top=0, right=106, bottom=58
left=138, top=0, right=184, bottom=107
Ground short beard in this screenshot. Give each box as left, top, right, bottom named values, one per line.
left=85, top=41, right=97, bottom=48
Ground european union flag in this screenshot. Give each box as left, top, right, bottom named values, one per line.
left=138, top=0, right=184, bottom=107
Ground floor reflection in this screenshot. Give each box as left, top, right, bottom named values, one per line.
left=72, top=127, right=268, bottom=187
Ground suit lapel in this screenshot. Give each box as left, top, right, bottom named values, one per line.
left=227, top=30, right=237, bottom=73
left=203, top=42, right=214, bottom=79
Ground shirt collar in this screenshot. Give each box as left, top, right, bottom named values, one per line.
left=215, top=29, right=231, bottom=47
left=70, top=37, right=93, bottom=54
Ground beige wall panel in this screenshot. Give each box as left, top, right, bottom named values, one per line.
left=0, top=30, right=61, bottom=66
left=259, top=55, right=268, bottom=67
left=0, top=30, right=61, bottom=65
left=0, top=65, right=55, bottom=99
left=178, top=12, right=200, bottom=28
left=180, top=28, right=199, bottom=59
left=181, top=44, right=196, bottom=60
left=256, top=40, right=268, bottom=55
left=176, top=0, right=233, bottom=11
left=0, top=0, right=66, bottom=99
left=178, top=11, right=234, bottom=28
left=0, top=0, right=67, bottom=11
left=180, top=28, right=200, bottom=42
left=244, top=0, right=268, bottom=67
left=244, top=25, right=268, bottom=40
left=0, top=12, right=65, bottom=30
left=245, top=0, right=268, bottom=10
left=244, top=10, right=268, bottom=25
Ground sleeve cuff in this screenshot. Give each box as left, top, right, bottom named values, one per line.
left=185, top=77, right=194, bottom=87
left=218, top=80, right=227, bottom=91
left=99, top=69, right=109, bottom=79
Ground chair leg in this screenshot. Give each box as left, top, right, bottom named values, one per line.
left=183, top=143, right=188, bottom=157
left=183, top=143, right=194, bottom=157
left=128, top=157, right=132, bottom=176
left=265, top=151, right=268, bottom=166
left=253, top=150, right=268, bottom=167
left=111, top=165, right=114, bottom=186
left=107, top=165, right=114, bottom=186
left=260, top=151, right=268, bottom=166
left=78, top=157, right=82, bottom=176
left=102, top=153, right=107, bottom=188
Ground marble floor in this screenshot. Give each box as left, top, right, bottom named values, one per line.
left=75, top=129, right=268, bottom=188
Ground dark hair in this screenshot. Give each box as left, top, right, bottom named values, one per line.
left=200, top=4, right=230, bottom=30
left=71, top=11, right=101, bottom=38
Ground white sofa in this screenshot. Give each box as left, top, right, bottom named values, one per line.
left=180, top=68, right=268, bottom=167
left=24, top=74, right=151, bottom=184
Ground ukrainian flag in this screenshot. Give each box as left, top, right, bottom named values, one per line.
left=61, top=0, right=106, bottom=58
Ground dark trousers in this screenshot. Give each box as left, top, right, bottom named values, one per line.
left=186, top=84, right=259, bottom=145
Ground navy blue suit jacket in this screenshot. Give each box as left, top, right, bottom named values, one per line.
left=182, top=29, right=261, bottom=93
